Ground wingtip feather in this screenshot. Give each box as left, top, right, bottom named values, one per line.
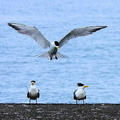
left=8, top=23, right=11, bottom=26
left=102, top=26, right=107, bottom=28
left=8, top=23, right=21, bottom=30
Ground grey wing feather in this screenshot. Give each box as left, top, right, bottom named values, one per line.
left=59, top=26, right=107, bottom=48
left=73, top=89, right=77, bottom=99
left=8, top=23, right=51, bottom=49
left=27, top=91, right=30, bottom=98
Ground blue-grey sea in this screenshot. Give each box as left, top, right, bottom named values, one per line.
left=0, top=0, right=120, bottom=103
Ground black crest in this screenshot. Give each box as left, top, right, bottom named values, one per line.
left=77, top=83, right=84, bottom=86
left=54, top=41, right=59, bottom=46
left=31, top=80, right=36, bottom=83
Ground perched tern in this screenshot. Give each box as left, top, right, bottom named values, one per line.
left=74, top=83, right=89, bottom=104
left=27, top=80, right=40, bottom=103
left=8, top=23, right=107, bottom=60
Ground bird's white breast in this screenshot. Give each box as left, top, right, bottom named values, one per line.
left=75, top=89, right=85, bottom=99
left=29, top=86, right=38, bottom=96
left=49, top=42, right=57, bottom=54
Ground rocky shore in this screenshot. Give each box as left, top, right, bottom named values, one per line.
left=0, top=104, right=119, bottom=120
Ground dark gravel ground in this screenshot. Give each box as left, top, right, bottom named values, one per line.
left=0, top=104, right=120, bottom=120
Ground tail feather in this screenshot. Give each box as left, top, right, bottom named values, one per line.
left=35, top=51, right=68, bottom=59
left=35, top=52, right=50, bottom=58
left=56, top=52, right=68, bottom=58
left=42, top=52, right=48, bottom=58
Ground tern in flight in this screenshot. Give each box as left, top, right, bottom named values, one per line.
left=8, top=23, right=107, bottom=60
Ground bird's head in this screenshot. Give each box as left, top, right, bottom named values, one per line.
left=77, top=83, right=89, bottom=89
left=31, top=80, right=36, bottom=85
left=54, top=41, right=59, bottom=51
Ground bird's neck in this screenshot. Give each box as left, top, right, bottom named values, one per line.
left=78, top=87, right=83, bottom=89
left=31, top=84, right=36, bottom=87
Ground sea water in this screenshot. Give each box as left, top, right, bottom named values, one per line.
left=0, top=0, right=120, bottom=103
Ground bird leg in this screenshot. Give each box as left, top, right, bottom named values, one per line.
left=83, top=100, right=84, bottom=104
left=76, top=100, right=77, bottom=104
left=36, top=99, right=37, bottom=104
left=55, top=56, right=58, bottom=60
left=48, top=52, right=52, bottom=60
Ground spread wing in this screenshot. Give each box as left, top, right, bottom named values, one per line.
left=8, top=23, right=51, bottom=49
left=59, top=26, right=107, bottom=48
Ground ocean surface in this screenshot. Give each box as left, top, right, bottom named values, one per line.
left=0, top=0, right=120, bottom=103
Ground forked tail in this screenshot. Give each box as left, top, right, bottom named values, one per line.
left=56, top=52, right=68, bottom=58
left=35, top=51, right=50, bottom=58
left=35, top=51, right=68, bottom=60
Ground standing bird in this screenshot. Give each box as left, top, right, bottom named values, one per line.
left=8, top=23, right=107, bottom=60
left=74, top=83, right=89, bottom=104
left=27, top=80, right=40, bottom=103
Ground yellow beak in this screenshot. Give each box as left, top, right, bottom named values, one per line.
left=84, top=85, right=89, bottom=88
left=31, top=82, right=34, bottom=85
left=57, top=46, right=59, bottom=51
